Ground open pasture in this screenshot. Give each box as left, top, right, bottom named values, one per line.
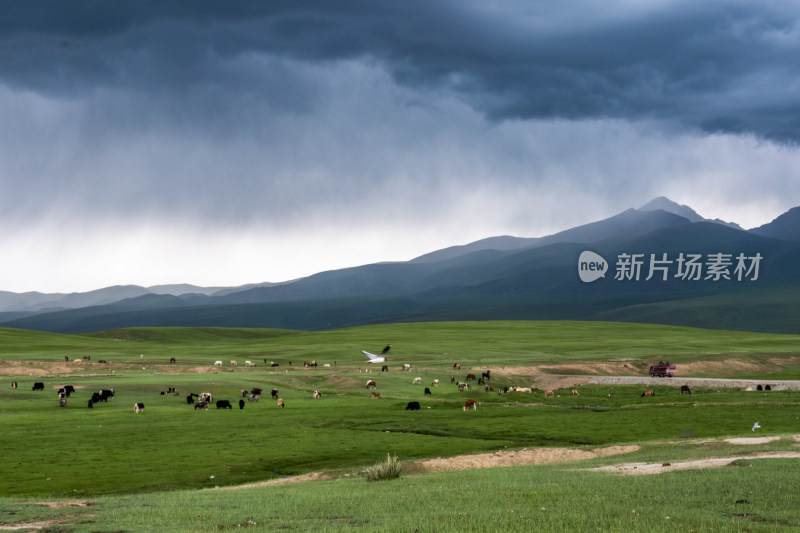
left=2, top=321, right=799, bottom=497
left=1, top=320, right=799, bottom=530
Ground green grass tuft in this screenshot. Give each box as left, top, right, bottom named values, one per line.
left=365, top=453, right=401, bottom=482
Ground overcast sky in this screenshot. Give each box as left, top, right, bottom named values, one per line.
left=1, top=1, right=798, bottom=293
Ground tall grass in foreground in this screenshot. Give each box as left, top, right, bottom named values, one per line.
left=364, top=453, right=401, bottom=481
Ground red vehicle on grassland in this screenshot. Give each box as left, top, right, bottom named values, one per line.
left=649, top=362, right=676, bottom=377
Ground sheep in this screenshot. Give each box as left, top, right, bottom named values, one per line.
left=277, top=398, right=285, bottom=408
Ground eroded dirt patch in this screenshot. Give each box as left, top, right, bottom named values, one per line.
left=33, top=500, right=92, bottom=509
left=0, top=361, right=75, bottom=377
left=0, top=501, right=93, bottom=531
left=411, top=444, right=640, bottom=473
left=678, top=359, right=765, bottom=376
left=0, top=519, right=57, bottom=531
left=212, top=471, right=334, bottom=490
left=725, top=436, right=783, bottom=445
left=589, top=451, right=800, bottom=476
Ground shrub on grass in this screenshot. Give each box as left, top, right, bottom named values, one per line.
left=365, top=454, right=401, bottom=482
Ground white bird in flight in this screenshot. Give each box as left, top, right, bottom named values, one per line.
left=361, top=345, right=391, bottom=364
left=752, top=422, right=761, bottom=431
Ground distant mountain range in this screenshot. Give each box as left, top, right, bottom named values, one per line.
left=1, top=197, right=798, bottom=334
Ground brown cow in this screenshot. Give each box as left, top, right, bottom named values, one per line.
left=641, top=389, right=655, bottom=397
left=381, top=365, right=389, bottom=372
left=571, top=389, right=580, bottom=397
left=544, top=390, right=554, bottom=398
left=313, top=390, right=322, bottom=399
left=465, top=373, right=477, bottom=381
left=370, top=391, right=382, bottom=399
left=453, top=363, right=461, bottom=370
left=463, top=398, right=477, bottom=411
left=365, top=380, right=377, bottom=389
left=277, top=398, right=285, bottom=408
left=680, top=385, right=691, bottom=395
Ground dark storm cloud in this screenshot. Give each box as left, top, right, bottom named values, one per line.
left=1, top=1, right=799, bottom=142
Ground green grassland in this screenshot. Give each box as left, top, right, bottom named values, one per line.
left=1, top=321, right=799, bottom=531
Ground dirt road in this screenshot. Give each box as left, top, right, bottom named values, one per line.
left=530, top=374, right=800, bottom=391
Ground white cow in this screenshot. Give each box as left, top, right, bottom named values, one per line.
left=214, top=361, right=223, bottom=366
left=245, top=360, right=254, bottom=367
left=413, top=377, right=422, bottom=384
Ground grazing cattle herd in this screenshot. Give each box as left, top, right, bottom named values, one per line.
left=9, top=353, right=718, bottom=422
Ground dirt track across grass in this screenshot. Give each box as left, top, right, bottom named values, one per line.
left=211, top=433, right=800, bottom=491
left=521, top=373, right=800, bottom=392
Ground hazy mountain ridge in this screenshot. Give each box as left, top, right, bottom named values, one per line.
left=1, top=198, right=798, bottom=334
left=749, top=207, right=800, bottom=242
left=639, top=196, right=743, bottom=230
